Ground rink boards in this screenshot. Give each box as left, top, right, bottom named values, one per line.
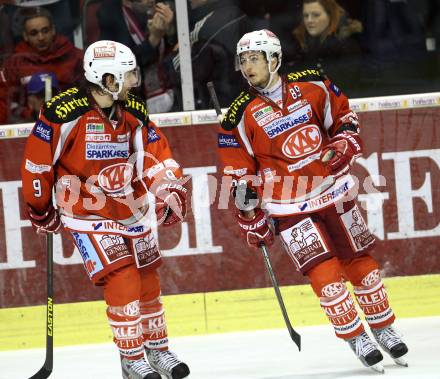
left=0, top=92, right=439, bottom=350
left=1, top=274, right=440, bottom=350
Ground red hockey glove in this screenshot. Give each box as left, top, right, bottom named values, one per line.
left=321, top=132, right=362, bottom=176
left=28, top=204, right=61, bottom=235
left=155, top=182, right=187, bottom=227
left=236, top=208, right=274, bottom=248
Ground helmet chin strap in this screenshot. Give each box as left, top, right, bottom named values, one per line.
left=262, top=53, right=281, bottom=91
left=261, top=71, right=275, bottom=92
left=98, top=79, right=123, bottom=101
left=104, top=86, right=122, bottom=101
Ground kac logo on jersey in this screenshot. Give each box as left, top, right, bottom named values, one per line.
left=32, top=120, right=53, bottom=142
left=282, top=124, right=322, bottom=158
left=98, top=163, right=133, bottom=194
left=218, top=133, right=240, bottom=148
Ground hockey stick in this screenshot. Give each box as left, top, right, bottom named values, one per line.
left=259, top=243, right=301, bottom=351
left=206, top=81, right=222, bottom=116
left=29, top=233, right=54, bottom=379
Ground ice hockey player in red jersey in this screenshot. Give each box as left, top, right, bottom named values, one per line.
left=21, top=40, right=190, bottom=379
left=218, top=29, right=409, bottom=373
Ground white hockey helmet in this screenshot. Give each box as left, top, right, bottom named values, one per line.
left=236, top=29, right=282, bottom=73
left=84, top=40, right=140, bottom=99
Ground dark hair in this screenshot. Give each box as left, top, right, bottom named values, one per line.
left=16, top=6, right=54, bottom=31
left=293, top=0, right=344, bottom=49
left=79, top=73, right=115, bottom=95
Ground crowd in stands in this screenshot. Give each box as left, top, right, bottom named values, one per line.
left=0, top=0, right=439, bottom=124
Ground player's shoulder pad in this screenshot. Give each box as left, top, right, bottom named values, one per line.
left=125, top=93, right=149, bottom=125
left=43, top=87, right=92, bottom=123
left=221, top=90, right=256, bottom=131
left=286, top=68, right=324, bottom=83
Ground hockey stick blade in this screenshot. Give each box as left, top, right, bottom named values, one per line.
left=206, top=81, right=222, bottom=116
left=29, top=234, right=54, bottom=379
left=260, top=244, right=301, bottom=351
left=29, top=366, right=52, bottom=379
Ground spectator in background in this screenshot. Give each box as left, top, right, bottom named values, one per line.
left=7, top=70, right=59, bottom=122
left=25, top=71, right=60, bottom=120
left=283, top=0, right=362, bottom=96
left=0, top=6, right=83, bottom=124
left=97, top=0, right=176, bottom=113
left=167, top=0, right=248, bottom=110
left=238, top=1, right=302, bottom=52
left=1, top=0, right=78, bottom=44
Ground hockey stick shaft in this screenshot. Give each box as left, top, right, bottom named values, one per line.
left=206, top=81, right=222, bottom=116
left=29, top=233, right=54, bottom=379
left=260, top=244, right=301, bottom=351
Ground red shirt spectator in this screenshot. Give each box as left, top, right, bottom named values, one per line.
left=0, top=6, right=83, bottom=124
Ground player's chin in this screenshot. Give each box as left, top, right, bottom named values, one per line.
left=118, top=90, right=130, bottom=101
left=248, top=77, right=260, bottom=87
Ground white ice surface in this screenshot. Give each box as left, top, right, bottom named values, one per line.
left=1, top=316, right=439, bottom=379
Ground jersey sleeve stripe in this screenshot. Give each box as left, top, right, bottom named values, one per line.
left=52, top=117, right=80, bottom=165
left=133, top=126, right=145, bottom=181
left=237, top=116, right=255, bottom=157
left=310, top=81, right=333, bottom=131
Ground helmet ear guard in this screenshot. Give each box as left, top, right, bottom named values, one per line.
left=83, top=40, right=140, bottom=99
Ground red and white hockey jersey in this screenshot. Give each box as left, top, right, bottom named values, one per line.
left=218, top=69, right=362, bottom=217
left=21, top=87, right=182, bottom=226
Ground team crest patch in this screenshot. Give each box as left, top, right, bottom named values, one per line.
left=32, top=120, right=53, bottom=142
left=282, top=124, right=322, bottom=159
left=98, top=163, right=133, bottom=194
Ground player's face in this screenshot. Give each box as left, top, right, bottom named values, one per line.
left=238, top=51, right=270, bottom=88
left=23, top=16, right=55, bottom=53
left=303, top=2, right=330, bottom=37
